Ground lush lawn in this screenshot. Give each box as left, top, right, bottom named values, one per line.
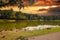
left=19, top=28, right=60, bottom=37
left=0, top=28, right=60, bottom=40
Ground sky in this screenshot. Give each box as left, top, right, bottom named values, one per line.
left=22, top=0, right=60, bottom=6
left=0, top=0, right=60, bottom=15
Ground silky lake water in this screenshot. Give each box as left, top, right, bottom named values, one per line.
left=22, top=25, right=60, bottom=31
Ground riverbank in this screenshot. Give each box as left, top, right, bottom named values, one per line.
left=0, top=28, right=60, bottom=40
left=0, top=20, right=60, bottom=40
left=0, top=20, right=60, bottom=30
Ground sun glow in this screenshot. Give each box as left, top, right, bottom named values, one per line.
left=20, top=5, right=59, bottom=13
left=0, top=5, right=60, bottom=14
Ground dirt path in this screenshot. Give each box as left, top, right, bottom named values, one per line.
left=28, top=32, right=60, bottom=40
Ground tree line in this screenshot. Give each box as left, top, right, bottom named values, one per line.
left=0, top=9, right=60, bottom=20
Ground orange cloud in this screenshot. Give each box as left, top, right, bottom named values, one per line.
left=33, top=1, right=56, bottom=6
left=22, top=0, right=57, bottom=6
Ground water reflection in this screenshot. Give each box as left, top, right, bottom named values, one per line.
left=0, top=20, right=60, bottom=30
left=22, top=25, right=60, bottom=31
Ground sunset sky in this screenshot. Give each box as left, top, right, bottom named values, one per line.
left=22, top=0, right=59, bottom=6
left=0, top=0, right=60, bottom=15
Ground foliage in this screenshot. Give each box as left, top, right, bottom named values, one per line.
left=0, top=10, right=60, bottom=20
left=16, top=36, right=28, bottom=40
left=0, top=0, right=35, bottom=9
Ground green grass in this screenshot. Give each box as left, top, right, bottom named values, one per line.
left=0, top=20, right=60, bottom=30
left=19, top=28, right=60, bottom=37
left=0, top=28, right=60, bottom=40
left=0, top=20, right=60, bottom=40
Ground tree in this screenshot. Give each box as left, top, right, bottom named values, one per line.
left=0, top=9, right=14, bottom=19
left=0, top=0, right=24, bottom=9
left=0, top=0, right=35, bottom=20
left=0, top=0, right=35, bottom=9
left=15, top=12, right=20, bottom=20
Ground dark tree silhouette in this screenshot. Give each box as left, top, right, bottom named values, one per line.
left=0, top=0, right=35, bottom=8
left=0, top=0, right=35, bottom=20
left=15, top=12, right=20, bottom=20
left=0, top=0, right=24, bottom=9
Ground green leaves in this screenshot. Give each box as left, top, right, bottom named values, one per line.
left=0, top=0, right=23, bottom=8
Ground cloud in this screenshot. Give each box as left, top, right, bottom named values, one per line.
left=23, top=0, right=60, bottom=6
left=33, top=1, right=56, bottom=6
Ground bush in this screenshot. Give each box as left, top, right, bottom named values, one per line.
left=16, top=36, right=28, bottom=40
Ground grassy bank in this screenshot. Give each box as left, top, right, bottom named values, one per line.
left=0, top=20, right=60, bottom=30
left=0, top=20, right=60, bottom=40
left=0, top=28, right=60, bottom=40
left=19, top=28, right=60, bottom=37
